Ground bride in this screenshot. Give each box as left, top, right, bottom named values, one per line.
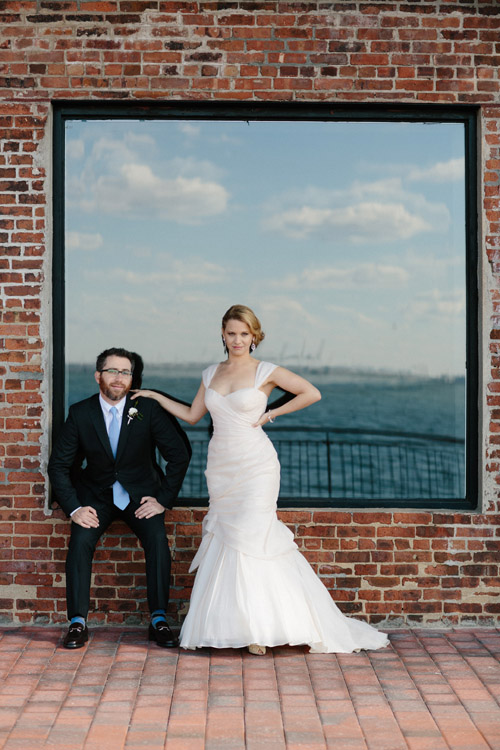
left=134, top=304, right=389, bottom=654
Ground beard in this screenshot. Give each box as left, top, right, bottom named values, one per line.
left=98, top=377, right=131, bottom=402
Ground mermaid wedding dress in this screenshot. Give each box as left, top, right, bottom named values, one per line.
left=179, top=361, right=389, bottom=653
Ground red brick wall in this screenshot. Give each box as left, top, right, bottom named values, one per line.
left=1, top=1, right=499, bottom=626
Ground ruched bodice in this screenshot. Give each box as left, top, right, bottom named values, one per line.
left=204, top=360, right=277, bottom=436
left=205, top=387, right=272, bottom=451
left=179, top=360, right=389, bottom=654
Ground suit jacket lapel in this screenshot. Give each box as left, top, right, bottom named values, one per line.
left=89, top=394, right=114, bottom=461
left=116, top=395, right=134, bottom=463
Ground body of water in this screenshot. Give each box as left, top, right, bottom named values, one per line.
left=67, top=365, right=465, bottom=501
left=68, top=364, right=465, bottom=439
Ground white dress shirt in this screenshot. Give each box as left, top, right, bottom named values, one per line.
left=99, top=394, right=127, bottom=433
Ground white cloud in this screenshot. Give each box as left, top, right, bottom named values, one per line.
left=327, top=303, right=380, bottom=326
left=109, top=258, right=227, bottom=286
left=265, top=201, right=429, bottom=242
left=274, top=263, right=409, bottom=290
left=88, top=136, right=141, bottom=170
left=82, top=163, right=229, bottom=223
left=263, top=177, right=448, bottom=244
left=408, top=157, right=464, bottom=183
left=66, top=139, right=84, bottom=160
left=66, top=230, right=103, bottom=251
left=167, top=155, right=225, bottom=182
left=261, top=297, right=318, bottom=326
left=406, top=288, right=465, bottom=319
left=404, top=248, right=464, bottom=271
left=349, top=177, right=407, bottom=201
left=178, top=123, right=201, bottom=137
left=67, top=131, right=229, bottom=225
left=123, top=132, right=156, bottom=148
left=90, top=132, right=155, bottom=165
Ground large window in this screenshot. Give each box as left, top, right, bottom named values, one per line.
left=53, top=103, right=478, bottom=509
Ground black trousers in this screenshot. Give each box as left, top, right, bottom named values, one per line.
left=65, top=495, right=171, bottom=620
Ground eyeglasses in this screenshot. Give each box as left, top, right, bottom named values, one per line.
left=99, top=368, right=133, bottom=377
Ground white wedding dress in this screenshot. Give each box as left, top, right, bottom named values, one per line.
left=179, top=361, right=389, bottom=653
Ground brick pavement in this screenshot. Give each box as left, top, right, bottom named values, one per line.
left=0, top=627, right=499, bottom=750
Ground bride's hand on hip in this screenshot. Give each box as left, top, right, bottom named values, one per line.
left=252, top=412, right=272, bottom=428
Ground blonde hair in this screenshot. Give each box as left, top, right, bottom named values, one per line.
left=221, top=304, right=265, bottom=348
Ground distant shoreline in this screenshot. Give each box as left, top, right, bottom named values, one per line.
left=68, top=362, right=464, bottom=385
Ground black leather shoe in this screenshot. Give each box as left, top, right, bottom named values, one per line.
left=148, top=622, right=179, bottom=648
left=63, top=622, right=88, bottom=649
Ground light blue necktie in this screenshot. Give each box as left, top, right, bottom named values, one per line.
left=109, top=406, right=129, bottom=510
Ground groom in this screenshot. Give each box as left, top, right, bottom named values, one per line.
left=48, top=347, right=191, bottom=649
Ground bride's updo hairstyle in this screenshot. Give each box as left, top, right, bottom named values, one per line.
left=222, top=304, right=265, bottom=349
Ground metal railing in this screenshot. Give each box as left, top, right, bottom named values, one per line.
left=171, top=426, right=465, bottom=502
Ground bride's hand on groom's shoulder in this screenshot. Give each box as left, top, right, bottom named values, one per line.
left=130, top=389, right=153, bottom=399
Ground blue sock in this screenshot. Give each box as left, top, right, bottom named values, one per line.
left=70, top=616, right=85, bottom=627
left=151, top=609, right=166, bottom=629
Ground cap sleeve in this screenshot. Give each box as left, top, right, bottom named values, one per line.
left=255, top=361, right=278, bottom=389
left=202, top=364, right=219, bottom=389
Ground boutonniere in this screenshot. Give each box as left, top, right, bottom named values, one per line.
left=127, top=401, right=143, bottom=426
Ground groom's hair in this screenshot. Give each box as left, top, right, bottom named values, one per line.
left=96, top=347, right=135, bottom=373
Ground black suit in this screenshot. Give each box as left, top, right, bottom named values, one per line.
left=48, top=393, right=191, bottom=620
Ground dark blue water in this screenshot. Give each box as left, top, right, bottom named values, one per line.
left=67, top=365, right=465, bottom=439
left=67, top=365, right=465, bottom=499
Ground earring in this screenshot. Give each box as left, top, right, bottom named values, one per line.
left=222, top=336, right=227, bottom=353
left=250, top=341, right=256, bottom=352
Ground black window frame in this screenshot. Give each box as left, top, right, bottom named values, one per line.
left=52, top=101, right=479, bottom=511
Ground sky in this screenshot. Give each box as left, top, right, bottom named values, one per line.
left=65, top=118, right=466, bottom=376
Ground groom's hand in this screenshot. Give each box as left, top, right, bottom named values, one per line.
left=72, top=506, right=99, bottom=528
left=135, top=496, right=165, bottom=519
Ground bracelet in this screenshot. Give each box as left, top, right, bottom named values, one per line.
left=267, top=411, right=275, bottom=423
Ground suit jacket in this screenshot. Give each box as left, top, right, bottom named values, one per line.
left=48, top=393, right=191, bottom=516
